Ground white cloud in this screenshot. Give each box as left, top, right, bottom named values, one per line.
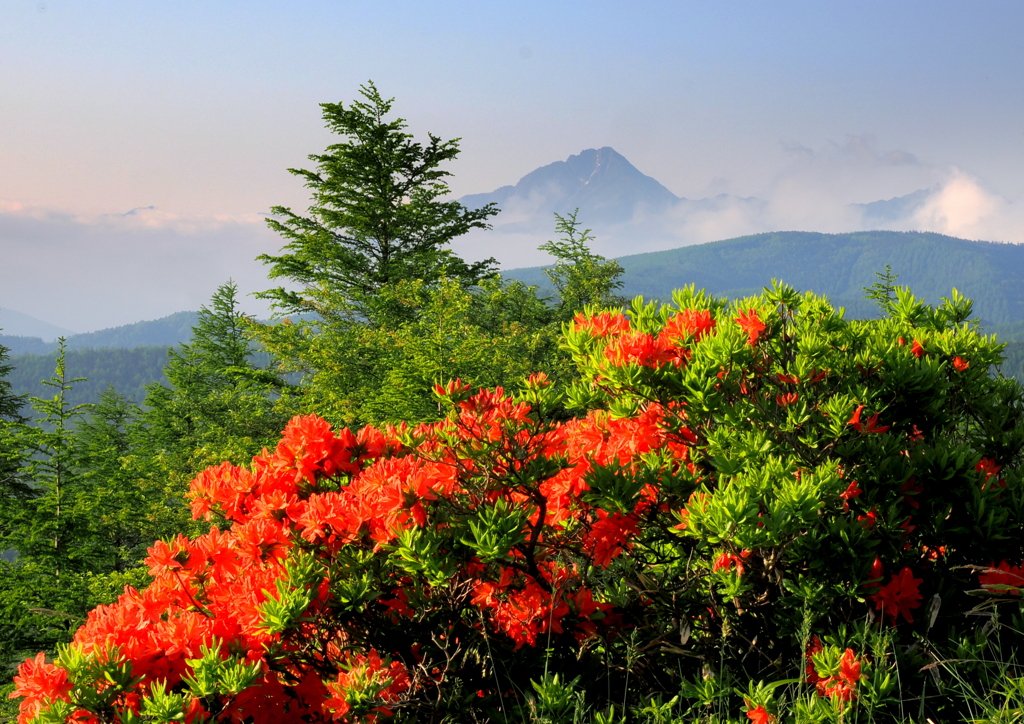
left=5, top=138, right=1024, bottom=331
left=0, top=202, right=282, bottom=332
left=908, top=171, right=1007, bottom=237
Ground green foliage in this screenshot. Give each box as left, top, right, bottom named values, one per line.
left=257, top=81, right=498, bottom=317
left=0, top=336, right=27, bottom=505
left=255, top=273, right=567, bottom=427
left=0, top=341, right=96, bottom=674
left=539, top=209, right=625, bottom=321
left=0, top=286, right=291, bottom=709
left=9, top=281, right=1024, bottom=724
left=138, top=282, right=292, bottom=528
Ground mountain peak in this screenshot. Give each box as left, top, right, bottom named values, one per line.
left=459, top=147, right=680, bottom=227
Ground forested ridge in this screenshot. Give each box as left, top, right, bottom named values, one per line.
left=509, top=229, right=1024, bottom=325
left=0, top=312, right=199, bottom=357
left=5, top=347, right=170, bottom=406
left=3, top=84, right=1024, bottom=724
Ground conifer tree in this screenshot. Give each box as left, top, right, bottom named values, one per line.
left=0, top=341, right=94, bottom=673
left=72, top=387, right=149, bottom=572
left=539, top=209, right=625, bottom=321
left=11, top=340, right=91, bottom=579
left=0, top=334, right=27, bottom=499
left=141, top=282, right=291, bottom=495
left=257, top=81, right=498, bottom=320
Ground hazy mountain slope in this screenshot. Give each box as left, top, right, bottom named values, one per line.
left=8, top=346, right=170, bottom=407
left=65, top=311, right=199, bottom=349
left=505, top=230, right=1024, bottom=325
left=0, top=311, right=199, bottom=356
left=0, top=308, right=76, bottom=341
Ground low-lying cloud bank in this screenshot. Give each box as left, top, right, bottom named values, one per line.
left=455, top=135, right=1024, bottom=268
left=450, top=169, right=1023, bottom=270
left=3, top=135, right=1023, bottom=332
left=0, top=203, right=282, bottom=332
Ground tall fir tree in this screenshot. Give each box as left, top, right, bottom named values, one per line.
left=256, top=81, right=498, bottom=321
left=72, top=387, right=150, bottom=573
left=539, top=209, right=625, bottom=322
left=139, top=281, right=291, bottom=507
left=0, top=334, right=27, bottom=501
left=0, top=341, right=94, bottom=675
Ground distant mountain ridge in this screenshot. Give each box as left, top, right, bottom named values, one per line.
left=454, top=146, right=997, bottom=273
left=0, top=311, right=199, bottom=356
left=505, top=230, right=1024, bottom=327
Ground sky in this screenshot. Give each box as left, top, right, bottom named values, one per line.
left=2, top=0, right=1023, bottom=332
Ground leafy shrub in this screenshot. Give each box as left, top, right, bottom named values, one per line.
left=10, top=283, right=1024, bottom=723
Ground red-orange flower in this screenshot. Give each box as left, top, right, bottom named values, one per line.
left=979, top=561, right=1024, bottom=595
left=776, top=392, right=798, bottom=407
left=661, top=308, right=717, bottom=343
left=573, top=311, right=630, bottom=337
left=872, top=567, right=923, bottom=624
left=952, top=356, right=969, bottom=371
left=735, top=308, right=766, bottom=346
left=820, top=648, right=862, bottom=703
left=977, top=457, right=1005, bottom=491
left=857, top=508, right=878, bottom=528
left=746, top=704, right=773, bottom=724
left=713, top=550, right=751, bottom=576
left=839, top=481, right=862, bottom=512
left=10, top=652, right=72, bottom=724
left=848, top=405, right=890, bottom=434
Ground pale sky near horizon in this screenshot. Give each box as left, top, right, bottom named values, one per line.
left=2, top=0, right=1023, bottom=332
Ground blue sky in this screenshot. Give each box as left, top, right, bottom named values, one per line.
left=2, top=0, right=1023, bottom=331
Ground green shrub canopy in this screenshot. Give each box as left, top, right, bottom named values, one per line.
left=12, top=284, right=1024, bottom=723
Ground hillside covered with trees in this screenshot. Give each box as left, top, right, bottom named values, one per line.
left=510, top=229, right=1024, bottom=325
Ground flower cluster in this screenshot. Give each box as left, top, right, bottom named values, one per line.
left=806, top=639, right=864, bottom=705
left=12, top=286, right=1020, bottom=724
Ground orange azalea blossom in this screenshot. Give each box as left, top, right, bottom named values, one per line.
left=776, top=392, right=798, bottom=407
left=899, top=476, right=923, bottom=509
left=806, top=643, right=863, bottom=706
left=713, top=549, right=751, bottom=575
left=746, top=704, right=774, bottom=724
left=952, top=356, right=969, bottom=371
left=979, top=561, right=1024, bottom=595
left=582, top=510, right=640, bottom=567
left=806, top=368, right=828, bottom=383
left=820, top=649, right=862, bottom=704
left=922, top=545, right=947, bottom=561
left=324, top=649, right=410, bottom=721
left=572, top=310, right=630, bottom=337
left=10, top=653, right=73, bottom=724
left=660, top=308, right=717, bottom=343
left=857, top=507, right=878, bottom=528
left=976, top=457, right=1006, bottom=491
left=804, top=636, right=824, bottom=687
left=433, top=377, right=472, bottom=400
left=872, top=567, right=923, bottom=624
left=603, top=331, right=682, bottom=368
left=910, top=339, right=926, bottom=358
left=847, top=405, right=890, bottom=434
left=862, top=557, right=885, bottom=590
left=735, top=308, right=767, bottom=345
left=839, top=481, right=862, bottom=512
